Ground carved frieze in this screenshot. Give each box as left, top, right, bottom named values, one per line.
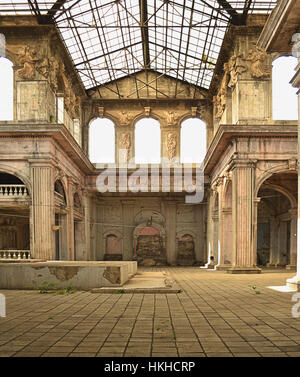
left=246, top=47, right=271, bottom=79
left=213, top=62, right=230, bottom=119
left=228, top=54, right=247, bottom=88
left=166, top=131, right=177, bottom=160
left=17, top=45, right=40, bottom=80
left=119, top=132, right=131, bottom=163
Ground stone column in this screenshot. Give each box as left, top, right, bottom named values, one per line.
left=268, top=216, right=279, bottom=267
left=122, top=200, right=136, bottom=260
left=30, top=161, right=54, bottom=260
left=165, top=200, right=177, bottom=265
left=278, top=220, right=288, bottom=266
left=228, top=160, right=261, bottom=273
left=287, top=208, right=297, bottom=270
left=287, top=61, right=300, bottom=287
left=66, top=178, right=75, bottom=260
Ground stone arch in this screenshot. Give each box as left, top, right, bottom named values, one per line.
left=0, top=166, right=31, bottom=196
left=223, top=179, right=232, bottom=208
left=254, top=167, right=297, bottom=200
left=103, top=230, right=123, bottom=261
left=0, top=56, right=13, bottom=121
left=180, top=117, right=206, bottom=163
left=255, top=170, right=297, bottom=268
left=272, top=55, right=298, bottom=120
left=176, top=230, right=197, bottom=266
left=134, top=117, right=161, bottom=164
left=54, top=178, right=67, bottom=206
left=89, top=117, right=116, bottom=163
left=133, top=221, right=166, bottom=266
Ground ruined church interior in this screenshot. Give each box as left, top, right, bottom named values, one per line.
left=0, top=0, right=300, bottom=360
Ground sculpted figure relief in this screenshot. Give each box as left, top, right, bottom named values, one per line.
left=165, top=111, right=178, bottom=125
left=228, top=54, right=247, bottom=88
left=17, top=45, right=40, bottom=79
left=120, top=111, right=133, bottom=126
left=167, top=132, right=177, bottom=160
left=119, top=132, right=131, bottom=163
left=246, top=47, right=271, bottom=79
left=48, top=57, right=60, bottom=91
left=214, top=62, right=229, bottom=119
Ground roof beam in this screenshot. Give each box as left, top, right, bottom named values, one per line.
left=216, top=0, right=241, bottom=25
left=241, top=0, right=253, bottom=24
left=139, top=0, right=151, bottom=69
left=47, top=0, right=68, bottom=17
left=27, top=0, right=53, bottom=24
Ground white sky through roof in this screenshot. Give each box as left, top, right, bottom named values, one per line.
left=0, top=0, right=277, bottom=91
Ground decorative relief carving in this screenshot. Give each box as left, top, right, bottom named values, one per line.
left=228, top=54, right=247, bottom=88
left=213, top=62, right=230, bottom=119
left=119, top=132, right=131, bottom=163
left=288, top=158, right=297, bottom=170
left=135, top=210, right=165, bottom=226
left=98, top=106, right=104, bottom=118
left=120, top=111, right=134, bottom=126
left=164, top=111, right=178, bottom=126
left=166, top=132, right=177, bottom=161
left=144, top=107, right=151, bottom=117
left=17, top=45, right=40, bottom=79
left=246, top=47, right=271, bottom=79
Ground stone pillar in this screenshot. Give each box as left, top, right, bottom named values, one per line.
left=84, top=193, right=93, bottom=260
left=228, top=160, right=261, bottom=273
left=122, top=200, right=136, bottom=260
left=287, top=208, right=297, bottom=270
left=287, top=61, right=300, bottom=288
left=165, top=200, right=177, bottom=265
left=30, top=161, right=54, bottom=260
left=268, top=216, right=279, bottom=267
left=66, top=178, right=75, bottom=260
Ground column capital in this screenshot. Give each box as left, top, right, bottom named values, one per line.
left=229, top=158, right=257, bottom=171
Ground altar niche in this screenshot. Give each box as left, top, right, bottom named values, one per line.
left=133, top=225, right=166, bottom=266
left=176, top=233, right=196, bottom=266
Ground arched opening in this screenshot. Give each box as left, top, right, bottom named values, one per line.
left=135, top=118, right=160, bottom=163
left=176, top=233, right=196, bottom=265
left=133, top=224, right=166, bottom=265
left=54, top=179, right=67, bottom=260
left=180, top=118, right=206, bottom=163
left=212, top=192, right=219, bottom=265
left=104, top=234, right=122, bottom=261
left=256, top=172, right=297, bottom=268
left=272, top=56, right=298, bottom=120
left=0, top=57, right=13, bottom=121
left=221, top=181, right=232, bottom=267
left=0, top=172, right=30, bottom=259
left=89, top=118, right=115, bottom=163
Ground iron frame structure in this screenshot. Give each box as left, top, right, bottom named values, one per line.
left=0, top=0, right=277, bottom=97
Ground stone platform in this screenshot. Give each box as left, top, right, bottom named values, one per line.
left=0, top=260, right=137, bottom=290
left=91, top=271, right=181, bottom=293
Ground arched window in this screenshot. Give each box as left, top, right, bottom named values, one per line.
left=180, top=118, right=206, bottom=163
left=135, top=118, right=160, bottom=164
left=272, top=56, right=298, bottom=120
left=89, top=118, right=115, bottom=163
left=0, top=57, right=13, bottom=121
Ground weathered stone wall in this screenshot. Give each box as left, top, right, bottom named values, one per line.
left=87, top=197, right=206, bottom=266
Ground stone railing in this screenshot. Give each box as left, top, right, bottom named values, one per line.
left=0, top=185, right=29, bottom=198
left=0, top=250, right=31, bottom=260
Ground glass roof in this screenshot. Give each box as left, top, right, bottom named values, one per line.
left=0, top=0, right=277, bottom=94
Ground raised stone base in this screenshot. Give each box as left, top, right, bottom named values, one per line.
left=216, top=264, right=232, bottom=271
left=286, top=264, right=297, bottom=271
left=227, top=266, right=262, bottom=274
left=286, top=275, right=300, bottom=291
left=0, top=260, right=137, bottom=290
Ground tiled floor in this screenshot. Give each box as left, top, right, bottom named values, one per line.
left=1, top=267, right=300, bottom=357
